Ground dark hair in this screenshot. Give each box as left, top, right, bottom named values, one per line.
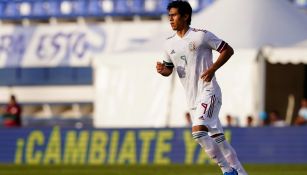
left=167, top=0, right=192, bottom=25
left=10, top=95, right=16, bottom=101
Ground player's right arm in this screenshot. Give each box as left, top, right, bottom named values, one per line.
left=156, top=61, right=173, bottom=76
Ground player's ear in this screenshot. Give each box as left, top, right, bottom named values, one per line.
left=183, top=14, right=189, bottom=23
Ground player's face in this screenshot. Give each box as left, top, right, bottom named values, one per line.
left=168, top=8, right=186, bottom=31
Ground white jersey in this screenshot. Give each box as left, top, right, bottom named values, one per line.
left=163, top=27, right=228, bottom=109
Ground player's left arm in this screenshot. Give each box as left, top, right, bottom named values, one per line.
left=201, top=44, right=234, bottom=82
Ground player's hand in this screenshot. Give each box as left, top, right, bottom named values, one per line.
left=201, top=67, right=215, bottom=82
left=156, top=61, right=173, bottom=76
left=156, top=62, right=166, bottom=74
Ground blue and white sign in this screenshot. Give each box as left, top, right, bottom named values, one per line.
left=0, top=25, right=106, bottom=67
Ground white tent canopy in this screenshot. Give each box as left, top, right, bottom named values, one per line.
left=192, top=0, right=307, bottom=48
left=261, top=43, right=307, bottom=64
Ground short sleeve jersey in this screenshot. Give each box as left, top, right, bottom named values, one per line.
left=163, top=28, right=228, bottom=108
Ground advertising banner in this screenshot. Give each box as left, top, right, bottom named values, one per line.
left=0, top=127, right=306, bottom=164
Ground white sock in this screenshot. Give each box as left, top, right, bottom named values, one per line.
left=193, top=131, right=232, bottom=174
left=214, top=135, right=248, bottom=175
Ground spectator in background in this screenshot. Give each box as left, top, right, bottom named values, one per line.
left=258, top=111, right=269, bottom=126
left=225, top=114, right=234, bottom=127
left=3, top=95, right=22, bottom=127
left=246, top=115, right=254, bottom=127
left=269, top=110, right=287, bottom=127
left=294, top=98, right=307, bottom=126
left=185, top=112, right=192, bottom=127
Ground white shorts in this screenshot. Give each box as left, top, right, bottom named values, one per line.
left=190, top=93, right=224, bottom=136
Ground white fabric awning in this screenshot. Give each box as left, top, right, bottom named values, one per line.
left=262, top=46, right=307, bottom=64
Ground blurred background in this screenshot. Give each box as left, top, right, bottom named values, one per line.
left=0, top=0, right=306, bottom=167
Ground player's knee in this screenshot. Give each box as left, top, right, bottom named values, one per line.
left=212, top=133, right=226, bottom=144
left=192, top=131, right=210, bottom=148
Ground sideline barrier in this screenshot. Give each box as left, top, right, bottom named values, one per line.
left=0, top=127, right=306, bottom=164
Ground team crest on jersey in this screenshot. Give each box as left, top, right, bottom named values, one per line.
left=189, top=42, right=196, bottom=51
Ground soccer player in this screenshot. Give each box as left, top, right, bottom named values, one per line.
left=156, top=1, right=248, bottom=175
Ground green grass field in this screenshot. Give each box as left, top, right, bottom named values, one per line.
left=0, top=164, right=307, bottom=175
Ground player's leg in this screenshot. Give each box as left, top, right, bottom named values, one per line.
left=207, top=98, right=248, bottom=175
left=191, top=94, right=237, bottom=175
left=211, top=131, right=248, bottom=175
left=192, top=126, right=234, bottom=174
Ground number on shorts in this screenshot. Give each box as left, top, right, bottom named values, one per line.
left=201, top=103, right=208, bottom=114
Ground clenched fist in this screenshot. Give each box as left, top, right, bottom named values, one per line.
left=156, top=61, right=173, bottom=76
